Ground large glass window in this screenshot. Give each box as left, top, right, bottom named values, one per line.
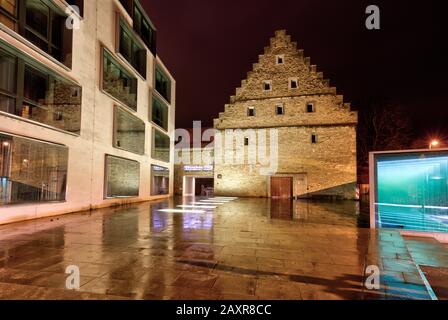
left=1, top=0, right=72, bottom=66
left=151, top=165, right=169, bottom=196
left=151, top=96, right=168, bottom=131
left=0, top=45, right=82, bottom=133
left=0, top=133, right=68, bottom=205
left=155, top=66, right=171, bottom=103
left=133, top=2, right=156, bottom=54
left=24, top=0, right=72, bottom=66
left=152, top=129, right=170, bottom=163
left=114, top=106, right=145, bottom=155
left=103, top=48, right=137, bottom=111
left=118, top=0, right=156, bottom=55
left=105, top=155, right=140, bottom=198
left=119, top=19, right=147, bottom=78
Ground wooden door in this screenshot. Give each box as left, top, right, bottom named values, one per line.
left=271, top=177, right=293, bottom=199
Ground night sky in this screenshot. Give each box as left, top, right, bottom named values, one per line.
left=141, top=0, right=447, bottom=140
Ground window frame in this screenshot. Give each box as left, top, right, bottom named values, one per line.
left=101, top=47, right=138, bottom=112
left=276, top=104, right=284, bottom=116
left=311, top=133, right=318, bottom=144
left=289, top=78, right=298, bottom=90
left=263, top=80, right=272, bottom=92
left=275, top=54, right=284, bottom=65
left=247, top=107, right=255, bottom=117
left=150, top=94, right=169, bottom=132
left=0, top=131, right=69, bottom=206
left=117, top=16, right=147, bottom=79
left=113, top=105, right=146, bottom=155
left=104, top=154, right=140, bottom=199
left=306, top=102, right=316, bottom=113
left=0, top=41, right=83, bottom=135
left=150, top=164, right=170, bottom=196
left=152, top=128, right=171, bottom=163
left=154, top=64, right=171, bottom=104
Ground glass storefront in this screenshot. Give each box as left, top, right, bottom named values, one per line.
left=151, top=165, right=169, bottom=195
left=0, top=133, right=68, bottom=205
left=374, top=151, right=448, bottom=233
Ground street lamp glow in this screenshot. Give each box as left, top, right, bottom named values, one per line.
left=429, top=140, right=440, bottom=149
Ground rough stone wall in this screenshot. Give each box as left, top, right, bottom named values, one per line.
left=213, top=30, right=358, bottom=199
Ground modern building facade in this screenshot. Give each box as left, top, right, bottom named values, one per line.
left=213, top=30, right=357, bottom=199
left=0, top=0, right=175, bottom=225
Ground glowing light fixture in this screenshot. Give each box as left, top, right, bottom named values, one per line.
left=429, top=140, right=440, bottom=149
left=178, top=205, right=217, bottom=209
left=158, top=209, right=206, bottom=214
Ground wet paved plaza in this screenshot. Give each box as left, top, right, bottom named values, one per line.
left=0, top=197, right=447, bottom=300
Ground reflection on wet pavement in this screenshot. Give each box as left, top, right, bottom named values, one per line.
left=0, top=197, right=446, bottom=300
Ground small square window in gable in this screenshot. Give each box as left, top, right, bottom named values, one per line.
left=263, top=80, right=272, bottom=91
left=289, top=78, right=298, bottom=89
left=276, top=55, right=285, bottom=65
left=247, top=107, right=255, bottom=117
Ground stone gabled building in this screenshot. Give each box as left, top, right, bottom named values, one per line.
left=213, top=30, right=358, bottom=199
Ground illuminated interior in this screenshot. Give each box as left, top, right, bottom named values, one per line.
left=375, top=151, right=448, bottom=233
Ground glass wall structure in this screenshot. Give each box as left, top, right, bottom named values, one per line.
left=113, top=106, right=145, bottom=155
left=0, top=44, right=82, bottom=133
left=151, top=95, right=168, bottom=131
left=105, top=155, right=140, bottom=198
left=0, top=133, right=68, bottom=205
left=151, top=165, right=169, bottom=195
left=152, top=129, right=170, bottom=162
left=102, top=48, right=137, bottom=111
left=374, top=151, right=448, bottom=233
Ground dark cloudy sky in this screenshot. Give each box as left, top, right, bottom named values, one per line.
left=141, top=0, right=447, bottom=140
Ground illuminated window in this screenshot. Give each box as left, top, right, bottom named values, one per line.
left=105, top=155, right=140, bottom=198
left=0, top=133, right=68, bottom=205
left=152, top=129, right=170, bottom=162
left=114, top=106, right=145, bottom=155
left=102, top=48, right=137, bottom=111
left=151, top=165, right=169, bottom=195
left=0, top=45, right=82, bottom=133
